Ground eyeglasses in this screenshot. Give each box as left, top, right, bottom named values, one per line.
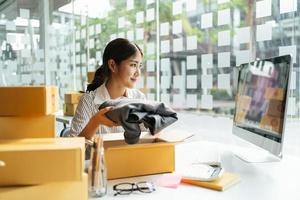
left=113, top=181, right=155, bottom=196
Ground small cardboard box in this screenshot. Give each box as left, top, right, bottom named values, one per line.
left=64, top=92, right=84, bottom=104
left=264, top=87, right=284, bottom=100
left=0, top=138, right=85, bottom=186
left=0, top=115, right=56, bottom=139
left=266, top=99, right=284, bottom=118
left=63, top=103, right=78, bottom=116
left=87, top=72, right=95, bottom=83
left=0, top=86, right=58, bottom=116
left=103, top=131, right=193, bottom=180
left=260, top=115, right=282, bottom=133
left=0, top=173, right=88, bottom=200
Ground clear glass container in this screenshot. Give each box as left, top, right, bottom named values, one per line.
left=88, top=135, right=107, bottom=198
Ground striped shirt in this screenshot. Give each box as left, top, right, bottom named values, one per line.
left=70, top=83, right=146, bottom=136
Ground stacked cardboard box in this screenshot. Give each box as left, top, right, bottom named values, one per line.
left=0, top=86, right=58, bottom=139
left=87, top=71, right=95, bottom=84
left=260, top=87, right=285, bottom=133
left=63, top=92, right=84, bottom=116
left=0, top=138, right=88, bottom=200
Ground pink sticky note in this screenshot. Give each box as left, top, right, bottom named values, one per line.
left=158, top=173, right=182, bottom=189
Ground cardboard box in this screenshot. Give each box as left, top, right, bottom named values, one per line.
left=260, top=115, right=282, bottom=134
left=0, top=115, right=56, bottom=139
left=266, top=99, right=284, bottom=118
left=264, top=87, right=285, bottom=100
left=0, top=86, right=58, bottom=116
left=0, top=138, right=85, bottom=186
left=87, top=72, right=95, bottom=83
left=64, top=92, right=84, bottom=104
left=63, top=103, right=78, bottom=116
left=0, top=173, right=88, bottom=200
left=103, top=131, right=192, bottom=180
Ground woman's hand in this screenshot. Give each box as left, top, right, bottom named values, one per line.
left=93, top=106, right=118, bottom=127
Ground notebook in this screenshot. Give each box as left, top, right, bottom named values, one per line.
left=181, top=172, right=240, bottom=191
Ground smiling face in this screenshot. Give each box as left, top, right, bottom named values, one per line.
left=109, top=50, right=143, bottom=88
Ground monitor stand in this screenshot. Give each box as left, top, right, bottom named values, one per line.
left=231, top=146, right=281, bottom=163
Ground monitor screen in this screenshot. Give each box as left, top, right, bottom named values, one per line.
left=232, top=55, right=292, bottom=159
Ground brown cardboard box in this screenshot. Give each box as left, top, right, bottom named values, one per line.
left=87, top=72, right=95, bottom=83
left=264, top=87, right=285, bottom=100
left=0, top=173, right=88, bottom=200
left=64, top=92, right=84, bottom=104
left=63, top=103, right=78, bottom=116
left=0, top=138, right=85, bottom=186
left=266, top=99, right=284, bottom=118
left=0, top=86, right=58, bottom=116
left=0, top=115, right=56, bottom=139
left=260, top=115, right=282, bottom=134
left=103, top=131, right=193, bottom=180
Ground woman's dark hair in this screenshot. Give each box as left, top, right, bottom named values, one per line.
left=87, top=38, right=143, bottom=92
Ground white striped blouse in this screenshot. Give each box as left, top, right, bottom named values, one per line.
left=70, top=83, right=146, bottom=136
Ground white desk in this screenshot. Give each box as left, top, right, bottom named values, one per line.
left=91, top=113, right=300, bottom=200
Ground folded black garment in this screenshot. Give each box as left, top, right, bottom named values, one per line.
left=98, top=98, right=178, bottom=144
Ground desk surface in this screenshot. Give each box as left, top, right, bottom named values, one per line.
left=92, top=112, right=300, bottom=200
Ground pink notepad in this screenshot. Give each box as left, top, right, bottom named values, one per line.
left=158, top=173, right=182, bottom=189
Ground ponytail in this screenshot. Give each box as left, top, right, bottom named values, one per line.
left=86, top=64, right=110, bottom=92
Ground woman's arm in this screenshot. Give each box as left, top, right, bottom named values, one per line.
left=78, top=107, right=117, bottom=140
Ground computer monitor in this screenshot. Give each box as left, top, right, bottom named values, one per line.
left=232, top=55, right=292, bottom=162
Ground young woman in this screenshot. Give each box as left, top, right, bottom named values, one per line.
left=70, top=38, right=145, bottom=140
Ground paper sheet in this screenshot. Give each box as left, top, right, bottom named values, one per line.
left=218, top=74, right=231, bottom=89
left=280, top=0, right=297, bottom=14
left=161, top=40, right=170, bottom=53
left=147, top=60, right=155, bottom=72
left=201, top=95, right=213, bottom=109
left=256, top=23, right=272, bottom=41
left=160, top=22, right=170, bottom=36
left=136, top=11, right=144, bottom=24
left=161, top=58, right=171, bottom=72
left=187, top=75, right=198, bottom=89
left=147, top=76, right=155, bottom=88
left=173, top=38, right=183, bottom=52
left=236, top=27, right=250, bottom=44
left=187, top=55, right=198, bottom=69
left=136, top=28, right=144, bottom=40
left=201, top=54, right=213, bottom=69
left=218, top=30, right=230, bottom=46
left=236, top=50, right=250, bottom=66
left=201, top=75, right=213, bottom=89
left=173, top=1, right=182, bottom=16
left=172, top=20, right=182, bottom=34
left=127, top=0, right=134, bottom=10
left=186, top=0, right=197, bottom=12
left=201, top=13, right=213, bottom=29
left=146, top=8, right=155, bottom=22
left=186, top=94, right=198, bottom=108
left=186, top=36, right=197, bottom=50
left=256, top=0, right=272, bottom=18
left=279, top=45, right=297, bottom=63
left=218, top=9, right=230, bottom=26
left=147, top=42, right=155, bottom=55
left=218, top=52, right=230, bottom=68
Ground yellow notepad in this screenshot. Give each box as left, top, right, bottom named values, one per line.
left=181, top=172, right=240, bottom=191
